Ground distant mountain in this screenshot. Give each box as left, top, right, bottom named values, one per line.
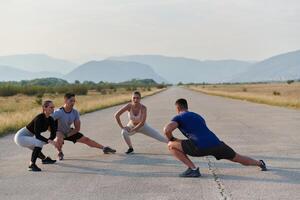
left=64, top=60, right=166, bottom=83
left=2, top=50, right=300, bottom=83
left=110, top=55, right=252, bottom=83
left=231, top=50, right=300, bottom=82
left=0, top=54, right=77, bottom=74
left=0, top=65, right=63, bottom=81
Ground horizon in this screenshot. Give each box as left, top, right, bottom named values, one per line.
left=0, top=48, right=299, bottom=65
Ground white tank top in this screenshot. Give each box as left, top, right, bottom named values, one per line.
left=128, top=107, right=142, bottom=124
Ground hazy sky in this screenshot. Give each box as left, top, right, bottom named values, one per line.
left=0, top=0, right=300, bottom=63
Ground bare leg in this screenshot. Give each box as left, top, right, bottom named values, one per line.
left=54, top=132, right=64, bottom=153
left=230, top=153, right=261, bottom=166
left=168, top=141, right=196, bottom=169
left=77, top=136, right=104, bottom=149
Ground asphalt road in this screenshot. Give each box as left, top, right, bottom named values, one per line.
left=0, top=87, right=299, bottom=200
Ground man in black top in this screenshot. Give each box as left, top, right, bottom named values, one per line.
left=14, top=100, right=58, bottom=172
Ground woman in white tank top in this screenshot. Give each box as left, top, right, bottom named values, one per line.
left=114, top=91, right=168, bottom=154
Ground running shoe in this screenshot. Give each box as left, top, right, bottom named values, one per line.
left=42, top=157, right=57, bottom=164
left=125, top=147, right=134, bottom=154
left=103, top=146, right=116, bottom=154
left=28, top=164, right=41, bottom=172
left=58, top=152, right=64, bottom=161
left=259, top=160, right=267, bottom=171
left=179, top=167, right=201, bottom=178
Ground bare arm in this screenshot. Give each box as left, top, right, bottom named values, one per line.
left=114, top=104, right=130, bottom=129
left=130, top=106, right=147, bottom=132
left=164, top=121, right=178, bottom=141
left=69, top=120, right=81, bottom=136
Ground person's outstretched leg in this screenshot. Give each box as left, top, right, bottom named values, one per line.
left=76, top=136, right=116, bottom=154
left=77, top=136, right=104, bottom=148
left=230, top=153, right=267, bottom=170
left=140, top=124, right=168, bottom=143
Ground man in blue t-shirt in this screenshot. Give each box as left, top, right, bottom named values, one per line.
left=164, top=98, right=267, bottom=178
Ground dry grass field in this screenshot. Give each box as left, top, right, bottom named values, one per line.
left=0, top=87, right=165, bottom=136
left=186, top=82, right=300, bottom=109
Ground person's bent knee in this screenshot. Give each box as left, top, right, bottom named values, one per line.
left=56, top=132, right=64, bottom=139
left=14, top=128, right=27, bottom=147
left=168, top=140, right=183, bottom=151
left=14, top=134, right=22, bottom=146
left=55, top=137, right=63, bottom=144
left=55, top=132, right=64, bottom=141
left=121, top=129, right=129, bottom=136
left=168, top=141, right=176, bottom=150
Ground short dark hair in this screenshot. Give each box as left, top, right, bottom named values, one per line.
left=43, top=100, right=53, bottom=107
left=132, top=91, right=141, bottom=97
left=64, top=93, right=75, bottom=99
left=175, top=98, right=188, bottom=109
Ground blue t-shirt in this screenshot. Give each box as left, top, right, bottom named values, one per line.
left=172, top=111, right=221, bottom=148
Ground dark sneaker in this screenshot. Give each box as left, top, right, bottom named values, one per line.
left=259, top=160, right=267, bottom=171
left=179, top=167, right=201, bottom=178
left=28, top=164, right=41, bottom=172
left=58, top=152, right=64, bottom=161
left=42, top=157, right=57, bottom=164
left=103, top=146, right=116, bottom=154
left=125, top=147, right=134, bottom=154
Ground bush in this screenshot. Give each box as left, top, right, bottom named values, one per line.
left=156, top=84, right=165, bottom=89
left=273, top=91, right=281, bottom=96
left=69, top=85, right=88, bottom=95
left=287, top=80, right=294, bottom=84
left=22, top=86, right=45, bottom=96
left=242, top=87, right=247, bottom=92
left=125, top=87, right=131, bottom=91
left=0, top=85, right=19, bottom=96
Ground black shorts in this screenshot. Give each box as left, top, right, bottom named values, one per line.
left=181, top=140, right=236, bottom=160
left=64, top=132, right=84, bottom=143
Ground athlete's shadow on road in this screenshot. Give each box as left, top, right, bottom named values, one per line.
left=64, top=153, right=182, bottom=166
left=47, top=153, right=209, bottom=178
left=47, top=154, right=300, bottom=183
left=49, top=163, right=177, bottom=178
left=211, top=156, right=300, bottom=185
left=218, top=167, right=300, bottom=185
